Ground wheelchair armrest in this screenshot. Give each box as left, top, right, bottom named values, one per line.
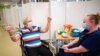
left=41, top=40, right=49, bottom=46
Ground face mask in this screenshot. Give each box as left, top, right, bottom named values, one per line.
left=27, top=22, right=33, bottom=28
left=82, top=23, right=88, bottom=30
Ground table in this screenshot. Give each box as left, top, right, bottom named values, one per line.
left=56, top=32, right=78, bottom=40
left=55, top=32, right=78, bottom=52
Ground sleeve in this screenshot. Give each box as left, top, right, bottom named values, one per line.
left=16, top=30, right=23, bottom=37
left=81, top=33, right=100, bottom=53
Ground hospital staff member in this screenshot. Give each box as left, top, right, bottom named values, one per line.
left=6, top=17, right=53, bottom=56
left=57, top=13, right=100, bottom=56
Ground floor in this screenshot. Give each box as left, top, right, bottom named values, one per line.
left=0, top=27, right=22, bottom=56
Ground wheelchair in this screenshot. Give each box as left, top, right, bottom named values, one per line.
left=21, top=40, right=55, bottom=56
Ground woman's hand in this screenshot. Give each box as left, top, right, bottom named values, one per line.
left=64, top=47, right=69, bottom=53
left=62, top=45, right=69, bottom=49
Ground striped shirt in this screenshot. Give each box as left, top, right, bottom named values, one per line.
left=17, top=26, right=42, bottom=48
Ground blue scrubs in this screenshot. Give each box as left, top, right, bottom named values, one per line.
left=57, top=28, right=100, bottom=56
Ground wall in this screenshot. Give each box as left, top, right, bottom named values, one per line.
left=2, top=6, right=19, bottom=29
left=2, top=0, right=100, bottom=40
left=66, top=0, right=100, bottom=28
left=50, top=2, right=66, bottom=40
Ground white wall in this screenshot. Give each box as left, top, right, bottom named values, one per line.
left=2, top=6, right=19, bottom=29
left=17, top=7, right=23, bottom=28
left=4, top=8, right=12, bottom=25
left=66, top=0, right=100, bottom=28
left=10, top=6, right=19, bottom=28
left=66, top=2, right=85, bottom=28
left=50, top=2, right=66, bottom=39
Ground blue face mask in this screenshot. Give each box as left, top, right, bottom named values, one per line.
left=82, top=23, right=88, bottom=30
left=27, top=22, right=33, bottom=28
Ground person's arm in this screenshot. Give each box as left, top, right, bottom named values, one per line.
left=40, top=17, right=51, bottom=33
left=6, top=25, right=21, bottom=42
left=64, top=45, right=88, bottom=53
left=64, top=33, right=100, bottom=53
left=62, top=38, right=79, bottom=48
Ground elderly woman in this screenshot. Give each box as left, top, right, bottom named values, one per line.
left=57, top=13, right=100, bottom=56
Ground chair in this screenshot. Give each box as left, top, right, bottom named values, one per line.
left=21, top=40, right=54, bottom=56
